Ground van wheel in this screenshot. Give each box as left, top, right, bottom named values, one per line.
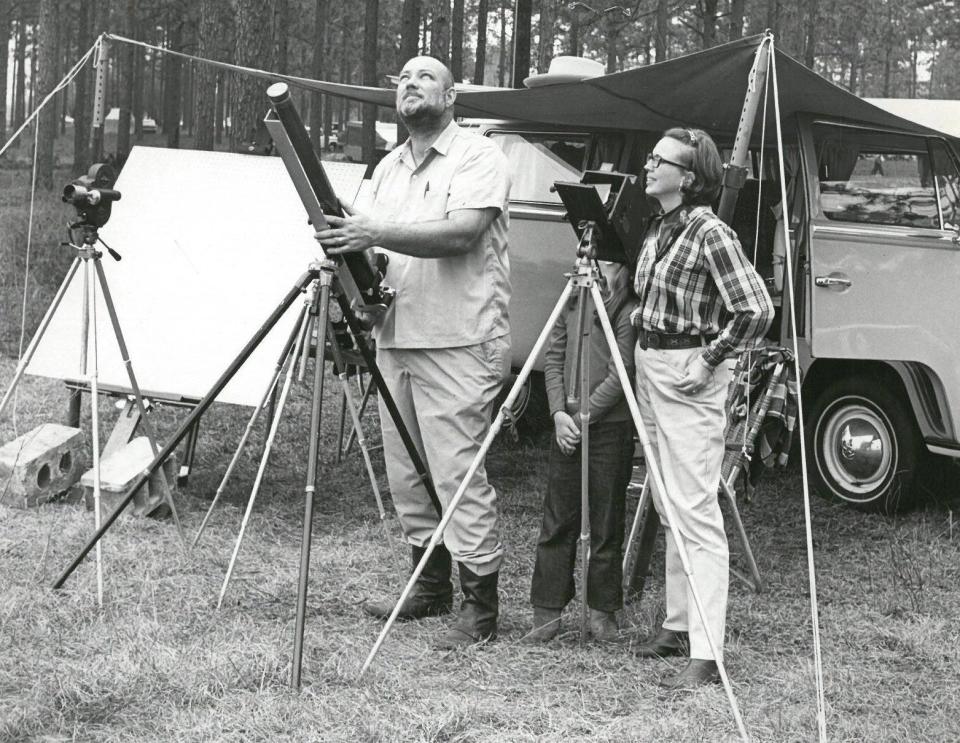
left=807, top=377, right=923, bottom=514
left=494, top=372, right=550, bottom=438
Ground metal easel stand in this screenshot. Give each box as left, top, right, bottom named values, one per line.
left=359, top=252, right=749, bottom=742
left=0, top=229, right=187, bottom=602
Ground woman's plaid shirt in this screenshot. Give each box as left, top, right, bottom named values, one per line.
left=631, top=205, right=774, bottom=368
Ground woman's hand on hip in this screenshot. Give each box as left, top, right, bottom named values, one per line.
left=675, top=354, right=715, bottom=396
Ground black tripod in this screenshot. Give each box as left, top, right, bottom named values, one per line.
left=52, top=258, right=441, bottom=689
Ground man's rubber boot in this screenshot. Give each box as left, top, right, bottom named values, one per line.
left=363, top=544, right=453, bottom=620
left=436, top=563, right=499, bottom=649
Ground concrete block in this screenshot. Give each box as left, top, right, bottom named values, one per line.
left=0, top=424, right=84, bottom=508
left=81, top=436, right=176, bottom=518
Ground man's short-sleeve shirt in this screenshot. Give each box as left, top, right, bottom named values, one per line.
left=370, top=120, right=511, bottom=349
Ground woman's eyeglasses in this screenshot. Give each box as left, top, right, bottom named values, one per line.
left=646, top=153, right=688, bottom=170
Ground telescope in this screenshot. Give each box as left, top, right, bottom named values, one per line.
left=265, top=82, right=392, bottom=312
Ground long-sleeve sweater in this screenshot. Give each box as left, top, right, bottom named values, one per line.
left=543, top=291, right=638, bottom=425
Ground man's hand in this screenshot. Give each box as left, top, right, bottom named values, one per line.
left=674, top=354, right=715, bottom=396
left=553, top=411, right=581, bottom=456
left=314, top=202, right=381, bottom=255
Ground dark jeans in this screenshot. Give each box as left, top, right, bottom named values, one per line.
left=530, top=420, right=634, bottom=613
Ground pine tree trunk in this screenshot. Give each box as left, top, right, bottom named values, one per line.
left=701, top=0, right=717, bottom=49
left=803, top=0, right=817, bottom=68
left=36, top=0, right=59, bottom=190
left=512, top=0, right=532, bottom=87
left=195, top=0, right=219, bottom=150
left=13, top=16, right=25, bottom=130
left=276, top=0, right=290, bottom=75
left=132, top=21, right=144, bottom=140
left=0, top=1, right=11, bottom=144
left=116, top=0, right=136, bottom=162
left=361, top=0, right=379, bottom=164
left=232, top=0, right=273, bottom=149
left=430, top=0, right=450, bottom=64
left=309, top=0, right=327, bottom=152
left=729, top=0, right=744, bottom=41
left=536, top=0, right=555, bottom=73
left=451, top=0, right=464, bottom=81
left=163, top=20, right=183, bottom=148
left=474, top=0, right=487, bottom=83
left=497, top=0, right=506, bottom=87
left=655, top=0, right=668, bottom=62
left=73, top=1, right=93, bottom=170
left=215, top=70, right=225, bottom=144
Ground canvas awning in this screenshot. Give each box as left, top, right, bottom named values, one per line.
left=283, top=36, right=959, bottom=146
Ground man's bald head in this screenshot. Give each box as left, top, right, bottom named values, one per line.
left=395, top=56, right=456, bottom=130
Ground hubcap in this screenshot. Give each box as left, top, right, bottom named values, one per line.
left=819, top=399, right=896, bottom=502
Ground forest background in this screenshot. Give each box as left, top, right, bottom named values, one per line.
left=2, top=0, right=960, bottom=194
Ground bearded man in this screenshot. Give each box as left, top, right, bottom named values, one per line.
left=316, top=56, right=512, bottom=648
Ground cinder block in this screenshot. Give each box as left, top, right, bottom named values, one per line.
left=0, top=424, right=84, bottom=508
left=81, top=436, right=176, bottom=517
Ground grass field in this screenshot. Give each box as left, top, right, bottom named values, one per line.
left=2, top=353, right=960, bottom=743
left=2, top=150, right=960, bottom=742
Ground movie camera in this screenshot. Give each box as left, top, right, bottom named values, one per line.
left=62, top=163, right=122, bottom=230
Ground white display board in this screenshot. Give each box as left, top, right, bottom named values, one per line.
left=26, top=146, right=367, bottom=407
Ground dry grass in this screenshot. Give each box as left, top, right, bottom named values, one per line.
left=2, top=355, right=960, bottom=743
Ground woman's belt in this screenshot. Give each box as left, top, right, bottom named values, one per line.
left=637, top=328, right=714, bottom=350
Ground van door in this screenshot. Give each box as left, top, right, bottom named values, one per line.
left=806, top=122, right=960, bottom=379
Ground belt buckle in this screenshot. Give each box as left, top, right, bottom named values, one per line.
left=648, top=331, right=661, bottom=349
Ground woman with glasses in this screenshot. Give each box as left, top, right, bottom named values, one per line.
left=630, top=128, right=773, bottom=690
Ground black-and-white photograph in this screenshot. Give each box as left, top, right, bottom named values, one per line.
left=1, top=1, right=959, bottom=740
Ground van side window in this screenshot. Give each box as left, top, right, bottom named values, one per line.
left=813, top=124, right=939, bottom=229
left=487, top=131, right=588, bottom=204
left=930, top=139, right=960, bottom=230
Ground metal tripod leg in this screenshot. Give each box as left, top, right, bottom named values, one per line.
left=91, top=258, right=187, bottom=547
left=341, top=379, right=374, bottom=459
left=217, top=297, right=313, bottom=609
left=565, top=280, right=592, bottom=645
left=291, top=266, right=333, bottom=689
left=0, top=257, right=81, bottom=421
left=192, top=303, right=308, bottom=547
left=721, top=477, right=762, bottom=592
left=324, top=317, right=400, bottom=566
left=83, top=258, right=105, bottom=607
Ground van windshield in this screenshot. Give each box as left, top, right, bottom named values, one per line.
left=487, top=131, right=588, bottom=204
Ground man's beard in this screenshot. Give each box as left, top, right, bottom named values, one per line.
left=398, top=98, right=444, bottom=129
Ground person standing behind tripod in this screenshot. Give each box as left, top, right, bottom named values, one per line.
left=525, top=260, right=637, bottom=643
left=316, top=56, right=511, bottom=649
left=630, top=128, right=773, bottom=690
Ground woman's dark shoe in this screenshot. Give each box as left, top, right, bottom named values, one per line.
left=523, top=607, right=562, bottom=644
left=633, top=627, right=689, bottom=658
left=658, top=659, right=720, bottom=691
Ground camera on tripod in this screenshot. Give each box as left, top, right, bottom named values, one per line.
left=554, top=168, right=651, bottom=263
left=62, top=163, right=122, bottom=229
